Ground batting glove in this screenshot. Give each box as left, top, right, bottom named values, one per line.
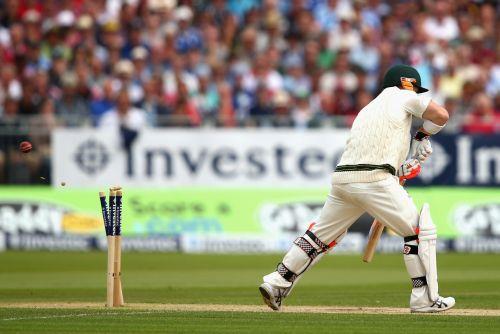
left=397, top=158, right=421, bottom=181
left=411, top=131, right=433, bottom=163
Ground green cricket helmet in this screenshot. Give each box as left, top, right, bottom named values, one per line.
left=381, top=64, right=429, bottom=93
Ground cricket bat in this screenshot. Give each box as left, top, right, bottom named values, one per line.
left=362, top=220, right=384, bottom=263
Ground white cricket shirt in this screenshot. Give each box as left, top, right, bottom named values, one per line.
left=332, top=87, right=431, bottom=183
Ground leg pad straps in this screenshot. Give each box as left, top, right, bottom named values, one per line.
left=277, top=262, right=297, bottom=282
left=305, top=230, right=330, bottom=252
left=403, top=244, right=418, bottom=255
left=277, top=229, right=332, bottom=283
left=294, top=237, right=319, bottom=260
left=412, top=276, right=428, bottom=288
left=404, top=235, right=418, bottom=242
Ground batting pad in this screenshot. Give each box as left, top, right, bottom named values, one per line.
left=418, top=203, right=439, bottom=302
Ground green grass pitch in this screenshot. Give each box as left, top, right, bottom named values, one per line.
left=1, top=252, right=499, bottom=333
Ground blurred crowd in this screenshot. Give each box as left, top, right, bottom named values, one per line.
left=0, top=0, right=499, bottom=182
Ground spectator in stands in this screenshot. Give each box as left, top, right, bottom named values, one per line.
left=114, top=59, right=144, bottom=105
left=0, top=95, right=21, bottom=129
left=232, top=27, right=258, bottom=70
left=0, top=0, right=498, bottom=183
left=33, top=70, right=52, bottom=101
left=140, top=76, right=169, bottom=127
left=24, top=40, right=44, bottom=75
left=442, top=98, right=462, bottom=134
left=272, top=90, right=293, bottom=127
left=90, top=79, right=115, bottom=126
left=317, top=32, right=335, bottom=71
left=291, top=92, right=317, bottom=129
left=163, top=55, right=199, bottom=104
left=319, top=50, right=358, bottom=95
left=422, top=0, right=459, bottom=42
left=174, top=6, right=202, bottom=54
left=99, top=89, right=147, bottom=130
left=194, top=69, right=219, bottom=121
left=48, top=47, right=69, bottom=89
left=328, top=11, right=360, bottom=51
left=283, top=55, right=311, bottom=98
left=349, top=27, right=380, bottom=74
left=314, top=0, right=341, bottom=31
left=437, top=55, right=465, bottom=100
left=218, top=81, right=236, bottom=127
left=462, top=93, right=500, bottom=134
left=167, top=77, right=201, bottom=127
left=231, top=73, right=253, bottom=123
left=303, top=40, right=321, bottom=76
left=242, top=52, right=284, bottom=94
left=249, top=85, right=272, bottom=126
left=0, top=65, right=22, bottom=106
left=131, top=46, right=151, bottom=83
left=18, top=78, right=38, bottom=115
left=227, top=0, right=259, bottom=19
left=121, top=19, right=148, bottom=60
left=55, top=71, right=88, bottom=126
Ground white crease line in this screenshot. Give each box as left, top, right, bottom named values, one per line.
left=1, top=310, right=160, bottom=322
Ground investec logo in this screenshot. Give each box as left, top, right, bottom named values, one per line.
left=140, top=146, right=342, bottom=179
left=74, top=139, right=110, bottom=175
left=73, top=141, right=344, bottom=180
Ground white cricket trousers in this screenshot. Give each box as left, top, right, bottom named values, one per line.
left=313, top=175, right=419, bottom=243
left=271, top=175, right=420, bottom=286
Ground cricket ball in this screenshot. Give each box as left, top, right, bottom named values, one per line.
left=19, top=141, right=32, bottom=153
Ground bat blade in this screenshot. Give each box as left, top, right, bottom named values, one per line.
left=362, top=220, right=385, bottom=263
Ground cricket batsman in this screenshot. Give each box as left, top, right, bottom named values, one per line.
left=259, top=65, right=455, bottom=313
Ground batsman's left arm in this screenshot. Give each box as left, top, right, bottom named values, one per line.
left=411, top=100, right=450, bottom=162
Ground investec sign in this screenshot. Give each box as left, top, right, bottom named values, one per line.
left=53, top=129, right=348, bottom=187
left=53, top=130, right=500, bottom=187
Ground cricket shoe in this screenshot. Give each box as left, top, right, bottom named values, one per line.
left=411, top=296, right=455, bottom=313
left=259, top=282, right=288, bottom=311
